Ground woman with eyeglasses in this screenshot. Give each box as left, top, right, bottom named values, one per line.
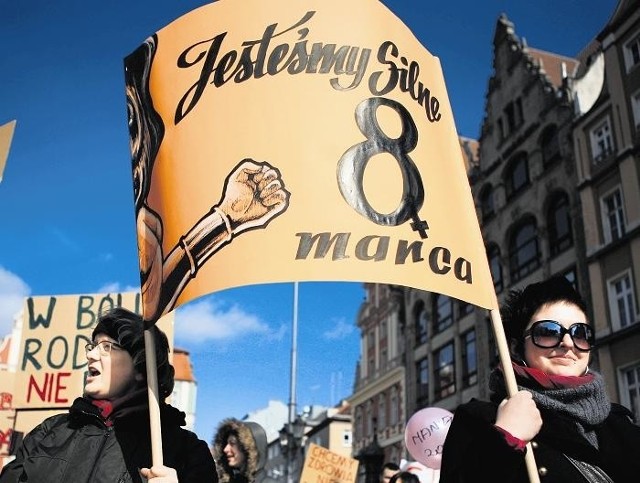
left=439, top=276, right=640, bottom=483
left=0, top=307, right=217, bottom=483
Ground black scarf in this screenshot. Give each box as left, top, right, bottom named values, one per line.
left=489, top=362, right=611, bottom=447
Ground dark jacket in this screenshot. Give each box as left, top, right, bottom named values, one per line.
left=440, top=398, right=640, bottom=483
left=0, top=397, right=217, bottom=483
left=212, top=418, right=276, bottom=483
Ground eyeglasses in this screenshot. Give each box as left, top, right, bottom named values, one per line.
left=85, top=340, right=124, bottom=356
left=524, top=320, right=594, bottom=352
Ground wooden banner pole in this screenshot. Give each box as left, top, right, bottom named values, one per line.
left=489, top=309, right=540, bottom=483
left=144, top=328, right=164, bottom=467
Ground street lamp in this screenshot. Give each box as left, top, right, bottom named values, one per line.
left=278, top=416, right=306, bottom=483
left=355, top=418, right=384, bottom=483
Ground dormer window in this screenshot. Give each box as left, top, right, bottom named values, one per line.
left=590, top=117, right=614, bottom=163
left=624, top=32, right=640, bottom=72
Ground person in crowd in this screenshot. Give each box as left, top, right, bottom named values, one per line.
left=380, top=462, right=401, bottom=483
left=0, top=307, right=217, bottom=482
left=212, top=418, right=276, bottom=483
left=390, top=471, right=421, bottom=483
left=440, top=275, right=640, bottom=482
left=400, top=461, right=439, bottom=483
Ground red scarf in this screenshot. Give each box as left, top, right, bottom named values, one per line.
left=511, top=361, right=594, bottom=389
left=90, top=388, right=149, bottom=427
left=91, top=399, right=114, bottom=426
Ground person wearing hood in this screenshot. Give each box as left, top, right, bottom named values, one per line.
left=0, top=307, right=217, bottom=482
left=212, top=418, right=277, bottom=483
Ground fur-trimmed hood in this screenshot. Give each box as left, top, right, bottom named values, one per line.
left=212, top=418, right=271, bottom=483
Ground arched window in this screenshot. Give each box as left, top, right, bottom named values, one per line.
left=479, top=184, right=495, bottom=222
left=487, top=243, right=503, bottom=292
left=540, top=125, right=560, bottom=166
left=504, top=153, right=530, bottom=200
left=433, top=294, right=453, bottom=334
left=547, top=192, right=573, bottom=256
left=509, top=217, right=540, bottom=282
left=414, top=302, right=428, bottom=346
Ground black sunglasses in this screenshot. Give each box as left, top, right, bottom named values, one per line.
left=524, top=320, right=594, bottom=352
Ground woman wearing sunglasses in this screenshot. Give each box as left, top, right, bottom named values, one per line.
left=440, top=276, right=640, bottom=483
left=0, top=307, right=217, bottom=483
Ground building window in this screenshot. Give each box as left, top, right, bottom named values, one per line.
left=590, top=117, right=614, bottom=163
left=343, top=430, right=352, bottom=447
left=378, top=394, right=386, bottom=429
left=540, top=125, right=560, bottom=166
left=548, top=192, right=573, bottom=256
left=355, top=409, right=363, bottom=440
left=416, top=357, right=429, bottom=407
left=390, top=386, right=399, bottom=426
left=624, top=33, right=640, bottom=72
left=415, top=303, right=428, bottom=346
left=561, top=267, right=578, bottom=292
left=367, top=331, right=375, bottom=349
left=480, top=184, right=495, bottom=222
left=461, top=329, right=477, bottom=388
left=497, top=118, right=505, bottom=141
left=434, top=343, right=455, bottom=399
left=504, top=98, right=524, bottom=134
left=433, top=294, right=453, bottom=334
left=621, top=363, right=640, bottom=422
left=486, top=317, right=499, bottom=369
left=505, top=153, right=529, bottom=200
left=509, top=218, right=541, bottom=282
left=368, top=355, right=375, bottom=379
left=608, top=271, right=638, bottom=330
left=632, top=90, right=640, bottom=131
left=487, top=244, right=503, bottom=293
left=458, top=299, right=474, bottom=317
left=600, top=186, right=626, bottom=243
left=367, top=330, right=376, bottom=378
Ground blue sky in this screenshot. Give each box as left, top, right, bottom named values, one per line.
left=0, top=0, right=617, bottom=443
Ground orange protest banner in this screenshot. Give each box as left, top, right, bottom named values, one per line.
left=0, top=120, right=16, bottom=182
left=125, top=0, right=498, bottom=325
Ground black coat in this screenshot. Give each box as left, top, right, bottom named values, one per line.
left=0, top=397, right=217, bottom=483
left=439, top=399, right=640, bottom=483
